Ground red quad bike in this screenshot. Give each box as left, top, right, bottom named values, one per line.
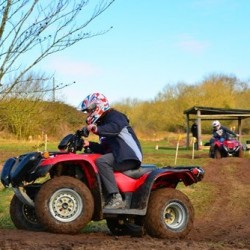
left=209, top=136, right=244, bottom=159
left=1, top=129, right=205, bottom=238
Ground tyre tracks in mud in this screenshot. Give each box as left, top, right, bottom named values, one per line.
left=190, top=157, right=250, bottom=248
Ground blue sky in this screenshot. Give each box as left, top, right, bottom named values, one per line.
left=38, top=0, right=250, bottom=107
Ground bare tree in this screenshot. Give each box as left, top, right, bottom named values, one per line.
left=0, top=71, right=81, bottom=138
left=0, top=0, right=115, bottom=97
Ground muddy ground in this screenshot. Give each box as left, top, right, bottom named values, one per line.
left=0, top=157, right=249, bottom=250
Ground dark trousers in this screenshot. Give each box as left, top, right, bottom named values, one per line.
left=96, top=153, right=139, bottom=195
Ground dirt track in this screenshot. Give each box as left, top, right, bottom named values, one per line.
left=0, top=157, right=249, bottom=250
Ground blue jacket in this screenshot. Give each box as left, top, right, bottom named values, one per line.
left=88, top=109, right=143, bottom=165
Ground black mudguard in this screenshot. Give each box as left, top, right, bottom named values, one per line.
left=1, top=157, right=16, bottom=187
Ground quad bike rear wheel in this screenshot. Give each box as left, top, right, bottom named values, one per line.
left=35, top=176, right=94, bottom=234
left=144, top=188, right=194, bottom=239
left=10, top=194, right=44, bottom=231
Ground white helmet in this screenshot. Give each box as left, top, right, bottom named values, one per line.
left=212, top=120, right=221, bottom=129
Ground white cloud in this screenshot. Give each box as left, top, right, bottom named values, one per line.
left=41, top=56, right=102, bottom=77
left=177, top=34, right=210, bottom=54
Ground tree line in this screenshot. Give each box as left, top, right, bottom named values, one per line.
left=114, top=74, right=250, bottom=135
left=1, top=73, right=249, bottom=140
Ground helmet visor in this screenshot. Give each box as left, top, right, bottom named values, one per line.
left=77, top=102, right=97, bottom=113
left=213, top=124, right=220, bottom=130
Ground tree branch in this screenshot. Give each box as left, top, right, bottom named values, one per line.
left=0, top=0, right=115, bottom=96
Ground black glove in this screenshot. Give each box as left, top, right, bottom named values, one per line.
left=77, top=127, right=89, bottom=137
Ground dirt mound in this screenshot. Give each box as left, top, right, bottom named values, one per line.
left=0, top=158, right=249, bottom=249
left=189, top=157, right=250, bottom=249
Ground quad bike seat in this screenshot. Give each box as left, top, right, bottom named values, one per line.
left=122, top=164, right=157, bottom=179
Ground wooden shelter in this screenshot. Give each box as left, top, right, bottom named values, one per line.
left=184, top=106, right=250, bottom=149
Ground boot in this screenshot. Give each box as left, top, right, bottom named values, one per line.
left=104, top=193, right=123, bottom=209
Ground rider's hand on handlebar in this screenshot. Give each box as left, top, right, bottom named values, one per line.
left=76, top=127, right=89, bottom=137
left=87, top=124, right=98, bottom=133
left=83, top=140, right=90, bottom=148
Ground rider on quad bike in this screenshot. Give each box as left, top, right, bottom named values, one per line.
left=1, top=94, right=205, bottom=238
left=78, top=92, right=143, bottom=209
left=209, top=120, right=240, bottom=158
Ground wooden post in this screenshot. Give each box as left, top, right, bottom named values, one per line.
left=197, top=110, right=202, bottom=150
left=186, top=114, right=190, bottom=149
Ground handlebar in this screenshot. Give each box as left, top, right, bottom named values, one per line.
left=58, top=127, right=92, bottom=153
left=77, top=127, right=89, bottom=138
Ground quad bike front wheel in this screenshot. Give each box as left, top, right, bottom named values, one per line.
left=10, top=194, right=44, bottom=231
left=144, top=188, right=194, bottom=239
left=35, top=176, right=94, bottom=234
left=238, top=148, right=244, bottom=158
left=214, top=148, right=222, bottom=159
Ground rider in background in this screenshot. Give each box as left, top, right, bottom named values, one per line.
left=209, top=120, right=239, bottom=155
left=78, top=93, right=142, bottom=209
left=211, top=120, right=239, bottom=141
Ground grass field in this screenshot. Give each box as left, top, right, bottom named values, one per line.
left=0, top=136, right=249, bottom=230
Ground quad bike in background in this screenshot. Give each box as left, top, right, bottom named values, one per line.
left=1, top=128, right=205, bottom=239
left=209, top=136, right=244, bottom=159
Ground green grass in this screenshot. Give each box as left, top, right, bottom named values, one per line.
left=0, top=187, right=15, bottom=229
left=179, top=182, right=216, bottom=217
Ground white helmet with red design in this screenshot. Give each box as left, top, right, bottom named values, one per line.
left=78, top=93, right=110, bottom=124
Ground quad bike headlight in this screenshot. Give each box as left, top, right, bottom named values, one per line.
left=42, top=151, right=50, bottom=159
